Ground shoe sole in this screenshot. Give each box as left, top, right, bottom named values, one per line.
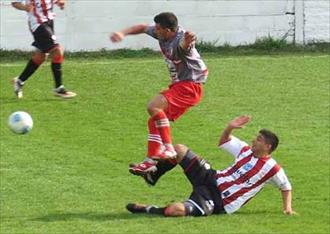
left=128, top=163, right=156, bottom=185
left=53, top=93, right=77, bottom=99
left=129, top=166, right=157, bottom=176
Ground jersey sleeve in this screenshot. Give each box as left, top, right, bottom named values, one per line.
left=219, top=136, right=249, bottom=158
left=268, top=168, right=292, bottom=191
left=145, top=25, right=158, bottom=39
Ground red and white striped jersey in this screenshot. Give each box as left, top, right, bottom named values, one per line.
left=12, top=0, right=56, bottom=32
left=217, top=136, right=292, bottom=214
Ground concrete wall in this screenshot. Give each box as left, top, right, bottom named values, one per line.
left=0, top=0, right=329, bottom=51
left=304, top=0, right=330, bottom=43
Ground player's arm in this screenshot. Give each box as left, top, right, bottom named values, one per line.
left=281, top=190, right=297, bottom=215
left=271, top=168, right=297, bottom=215
left=110, top=24, right=149, bottom=43
left=218, top=115, right=251, bottom=146
left=55, top=0, right=65, bottom=10
left=11, top=1, right=33, bottom=12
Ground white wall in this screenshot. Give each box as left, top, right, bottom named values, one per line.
left=0, top=0, right=329, bottom=51
left=304, top=0, right=330, bottom=43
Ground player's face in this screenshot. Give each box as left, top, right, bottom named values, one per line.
left=251, top=134, right=271, bottom=155
left=155, top=24, right=171, bottom=40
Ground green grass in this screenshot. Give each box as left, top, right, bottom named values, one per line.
left=0, top=54, right=329, bottom=233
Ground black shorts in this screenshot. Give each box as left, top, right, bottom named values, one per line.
left=180, top=150, right=225, bottom=216
left=32, top=20, right=59, bottom=53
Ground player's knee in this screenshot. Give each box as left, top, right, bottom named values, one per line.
left=164, top=203, right=186, bottom=217
left=174, top=144, right=188, bottom=162
left=51, top=47, right=64, bottom=63
left=147, top=104, right=159, bottom=116
left=147, top=95, right=167, bottom=115
left=52, top=54, right=64, bottom=63
left=32, top=53, right=46, bottom=65
left=147, top=102, right=163, bottom=116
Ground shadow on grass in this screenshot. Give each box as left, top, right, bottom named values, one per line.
left=5, top=210, right=281, bottom=223
left=31, top=210, right=279, bottom=222
left=31, top=212, right=159, bottom=222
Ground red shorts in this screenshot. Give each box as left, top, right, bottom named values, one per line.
left=161, top=81, right=203, bottom=121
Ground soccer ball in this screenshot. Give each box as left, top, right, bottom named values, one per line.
left=8, top=111, right=33, bottom=134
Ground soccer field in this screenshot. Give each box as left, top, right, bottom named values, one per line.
left=0, top=54, right=329, bottom=233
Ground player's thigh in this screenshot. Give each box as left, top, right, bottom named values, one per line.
left=32, top=21, right=58, bottom=53
left=147, top=94, right=168, bottom=114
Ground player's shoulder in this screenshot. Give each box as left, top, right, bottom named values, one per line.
left=177, top=26, right=185, bottom=33
left=176, top=26, right=185, bottom=38
left=235, top=146, right=253, bottom=161
left=239, top=145, right=251, bottom=154
left=264, top=156, right=283, bottom=172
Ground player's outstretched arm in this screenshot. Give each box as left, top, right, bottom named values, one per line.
left=281, top=190, right=297, bottom=215
left=11, top=2, right=33, bottom=12
left=218, top=115, right=251, bottom=146
left=110, top=24, right=149, bottom=43
left=55, top=0, right=65, bottom=10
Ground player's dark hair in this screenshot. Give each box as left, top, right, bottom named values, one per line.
left=154, top=12, right=178, bottom=32
left=259, top=129, right=279, bottom=153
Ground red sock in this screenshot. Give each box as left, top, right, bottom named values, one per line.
left=153, top=111, right=172, bottom=145
left=147, top=117, right=162, bottom=158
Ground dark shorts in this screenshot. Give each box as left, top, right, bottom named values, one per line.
left=180, top=150, right=225, bottom=216
left=32, top=20, right=59, bottom=53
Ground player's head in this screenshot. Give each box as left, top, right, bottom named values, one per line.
left=154, top=12, right=178, bottom=31
left=251, top=129, right=279, bottom=155
left=154, top=12, right=178, bottom=40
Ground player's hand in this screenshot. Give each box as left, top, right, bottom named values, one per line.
left=283, top=209, right=298, bottom=215
left=181, top=31, right=196, bottom=50
left=24, top=4, right=34, bottom=12
left=55, top=0, right=65, bottom=10
left=110, top=32, right=125, bottom=42
left=228, top=115, right=251, bottom=129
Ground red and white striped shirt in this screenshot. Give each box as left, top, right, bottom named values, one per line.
left=13, top=0, right=56, bottom=32
left=217, top=136, right=292, bottom=214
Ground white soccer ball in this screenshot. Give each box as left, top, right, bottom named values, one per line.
left=8, top=111, right=33, bottom=134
